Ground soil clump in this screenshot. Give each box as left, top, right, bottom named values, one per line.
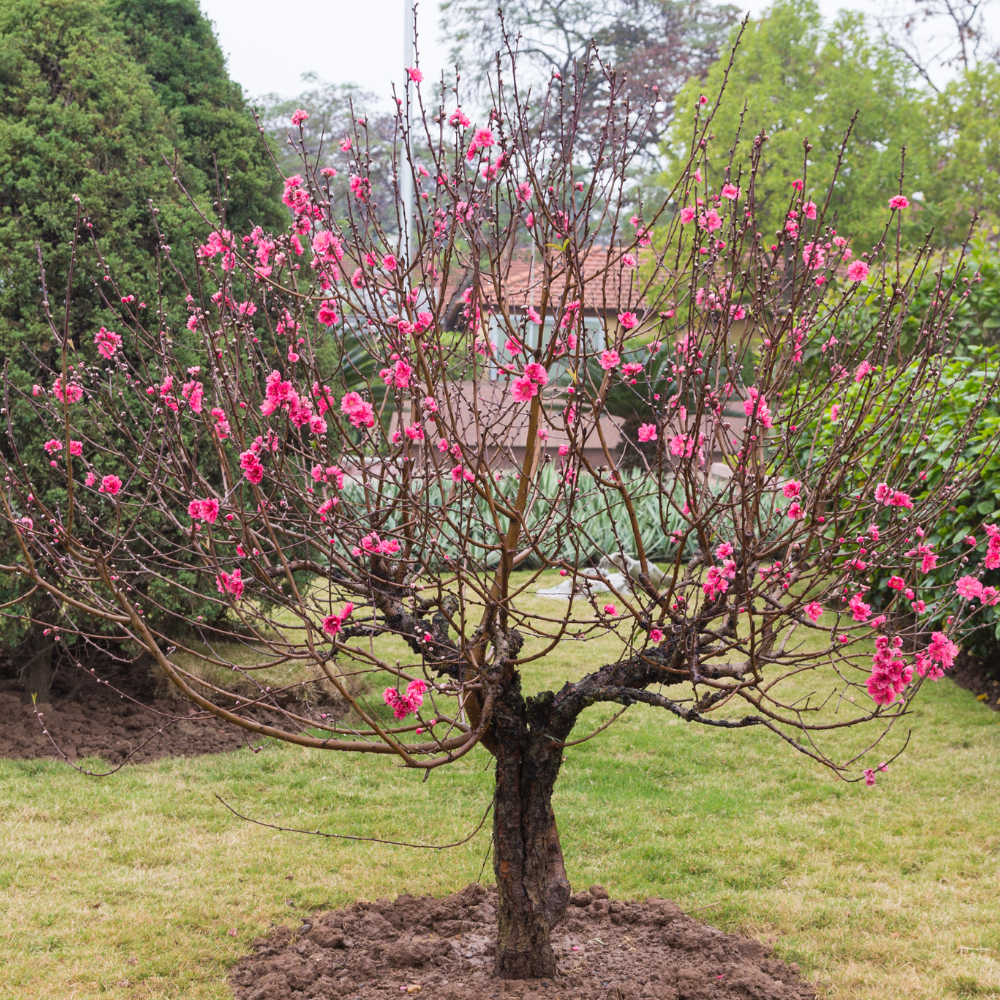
left=231, top=883, right=815, bottom=1000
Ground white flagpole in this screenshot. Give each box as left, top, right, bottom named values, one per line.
left=401, top=1, right=415, bottom=263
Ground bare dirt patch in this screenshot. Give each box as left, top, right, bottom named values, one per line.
left=0, top=672, right=247, bottom=764
left=0, top=655, right=346, bottom=765
left=231, top=884, right=815, bottom=1000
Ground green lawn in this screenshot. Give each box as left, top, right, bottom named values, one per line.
left=2, top=600, right=999, bottom=999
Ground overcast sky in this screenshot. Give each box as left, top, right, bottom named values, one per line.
left=199, top=0, right=1000, bottom=102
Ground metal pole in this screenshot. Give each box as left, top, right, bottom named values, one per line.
left=401, top=1, right=415, bottom=262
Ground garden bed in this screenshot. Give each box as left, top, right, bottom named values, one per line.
left=231, top=884, right=815, bottom=1000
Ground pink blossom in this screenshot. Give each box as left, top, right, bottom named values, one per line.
left=216, top=568, right=244, bottom=600
left=617, top=312, right=638, bottom=331
left=43, top=438, right=62, bottom=454
left=715, top=542, right=733, bottom=559
left=383, top=678, right=429, bottom=720
left=523, top=362, right=549, bottom=385
left=406, top=66, right=423, bottom=82
left=181, top=380, right=204, bottom=413
left=866, top=634, right=912, bottom=705
left=887, top=576, right=906, bottom=591
left=804, top=201, right=817, bottom=220
left=804, top=601, right=823, bottom=622
left=915, top=631, right=957, bottom=680
left=889, top=195, right=909, bottom=210
left=637, top=423, right=657, bottom=442
left=848, top=592, right=871, bottom=622
left=622, top=253, right=637, bottom=267
left=917, top=543, right=938, bottom=573
left=847, top=260, right=869, bottom=282
left=782, top=480, right=802, bottom=499
left=956, top=575, right=984, bottom=600
left=93, top=327, right=122, bottom=358
left=449, top=107, right=471, bottom=128
left=52, top=378, right=83, bottom=404
left=864, top=768, right=877, bottom=786
left=527, top=306, right=542, bottom=324
left=510, top=376, right=539, bottom=402
left=720, top=183, right=739, bottom=200
left=188, top=498, right=220, bottom=524
left=603, top=604, right=618, bottom=617
left=599, top=350, right=621, bottom=370
left=321, top=602, right=354, bottom=637
left=621, top=362, right=643, bottom=377
left=787, top=502, right=804, bottom=520
left=69, top=440, right=82, bottom=456
left=669, top=434, right=693, bottom=457
left=679, top=206, right=696, bottom=224
left=99, top=474, right=122, bottom=496
left=743, top=388, right=772, bottom=428
left=700, top=209, right=722, bottom=232
left=340, top=391, right=375, bottom=429
left=290, top=109, right=309, bottom=126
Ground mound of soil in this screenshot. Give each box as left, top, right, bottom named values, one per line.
left=0, top=673, right=246, bottom=764
left=231, top=884, right=815, bottom=1000
left=951, top=648, right=1000, bottom=711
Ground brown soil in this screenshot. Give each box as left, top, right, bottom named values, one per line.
left=231, top=884, right=815, bottom=1000
left=951, top=648, right=1000, bottom=711
left=0, top=672, right=248, bottom=764
left=0, top=652, right=348, bottom=765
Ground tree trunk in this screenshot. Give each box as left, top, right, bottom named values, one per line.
left=492, top=683, right=572, bottom=978
left=21, top=633, right=53, bottom=709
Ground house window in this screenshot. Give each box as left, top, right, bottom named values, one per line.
left=489, top=315, right=606, bottom=380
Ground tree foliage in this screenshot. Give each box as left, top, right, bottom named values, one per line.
left=0, top=0, right=282, bottom=653
left=664, top=0, right=935, bottom=249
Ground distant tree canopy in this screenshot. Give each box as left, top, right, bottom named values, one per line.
left=0, top=0, right=282, bottom=363
left=662, top=0, right=1000, bottom=250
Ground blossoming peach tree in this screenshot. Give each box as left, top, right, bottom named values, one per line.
left=2, top=39, right=997, bottom=978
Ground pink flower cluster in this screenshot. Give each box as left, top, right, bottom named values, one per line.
left=955, top=576, right=1000, bottom=605
left=188, top=498, right=220, bottom=523
left=874, top=483, right=914, bottom=508
left=743, top=387, right=772, bottom=428
left=340, top=391, right=375, bottom=428
left=383, top=678, right=428, bottom=720
left=53, top=377, right=83, bottom=404
left=867, top=635, right=912, bottom=705
left=985, top=524, right=1000, bottom=569
left=915, top=632, right=957, bottom=680
left=321, top=602, right=354, bottom=637
left=216, top=568, right=244, bottom=600
left=510, top=363, right=549, bottom=402
left=94, top=327, right=122, bottom=358
left=355, top=531, right=400, bottom=556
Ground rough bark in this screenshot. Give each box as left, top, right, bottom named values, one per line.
left=492, top=674, right=573, bottom=978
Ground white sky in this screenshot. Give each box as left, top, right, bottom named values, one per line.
left=198, top=0, right=1000, bottom=102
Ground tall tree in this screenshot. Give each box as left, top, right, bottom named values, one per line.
left=663, top=0, right=936, bottom=249
left=440, top=0, right=740, bottom=157
left=0, top=0, right=281, bottom=692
